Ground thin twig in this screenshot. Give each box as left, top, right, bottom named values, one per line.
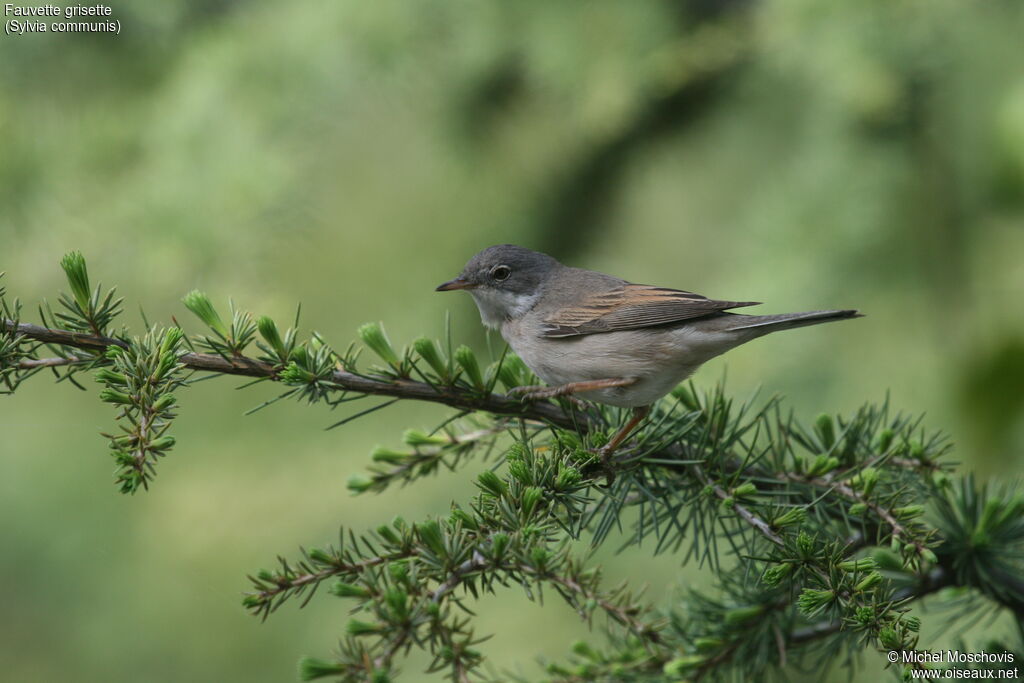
left=689, top=461, right=785, bottom=547
left=782, top=472, right=929, bottom=555
left=432, top=551, right=487, bottom=603
left=543, top=570, right=664, bottom=643
left=16, top=355, right=89, bottom=369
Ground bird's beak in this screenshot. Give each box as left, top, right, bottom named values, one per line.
left=435, top=277, right=476, bottom=292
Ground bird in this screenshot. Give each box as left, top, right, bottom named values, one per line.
left=436, top=244, right=860, bottom=463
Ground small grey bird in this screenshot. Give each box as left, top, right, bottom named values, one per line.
left=437, top=244, right=859, bottom=458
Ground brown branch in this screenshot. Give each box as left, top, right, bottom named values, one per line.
left=6, top=321, right=127, bottom=351
left=2, top=319, right=584, bottom=430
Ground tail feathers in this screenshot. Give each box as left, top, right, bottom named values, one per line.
left=727, top=309, right=862, bottom=333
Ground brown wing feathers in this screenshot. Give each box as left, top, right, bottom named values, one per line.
left=541, top=283, right=759, bottom=338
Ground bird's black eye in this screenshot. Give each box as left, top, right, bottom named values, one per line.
left=490, top=265, right=512, bottom=282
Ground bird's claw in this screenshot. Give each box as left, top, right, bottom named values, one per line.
left=507, top=385, right=591, bottom=412
left=564, top=395, right=591, bottom=411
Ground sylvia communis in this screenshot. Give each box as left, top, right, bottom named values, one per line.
left=437, top=244, right=860, bottom=463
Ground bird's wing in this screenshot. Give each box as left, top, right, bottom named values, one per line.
left=540, top=283, right=760, bottom=338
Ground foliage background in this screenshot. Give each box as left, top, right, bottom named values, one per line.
left=1, top=1, right=1023, bottom=681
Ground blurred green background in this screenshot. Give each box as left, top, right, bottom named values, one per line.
left=2, top=1, right=1023, bottom=681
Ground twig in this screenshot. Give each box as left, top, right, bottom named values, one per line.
left=783, top=472, right=929, bottom=556
left=789, top=567, right=951, bottom=645
left=17, top=355, right=90, bottom=369
left=689, top=461, right=785, bottom=547
left=432, top=551, right=487, bottom=603
left=543, top=570, right=664, bottom=644
left=247, top=554, right=399, bottom=610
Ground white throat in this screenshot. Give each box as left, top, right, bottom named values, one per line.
left=469, top=288, right=540, bottom=329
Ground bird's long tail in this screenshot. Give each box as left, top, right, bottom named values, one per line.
left=726, top=309, right=862, bottom=334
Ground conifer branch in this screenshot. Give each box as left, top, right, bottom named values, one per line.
left=1, top=319, right=580, bottom=428
left=5, top=256, right=1024, bottom=682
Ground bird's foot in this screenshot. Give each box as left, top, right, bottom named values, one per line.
left=590, top=405, right=651, bottom=486
left=507, top=384, right=568, bottom=401
left=507, top=386, right=592, bottom=412
left=564, top=395, right=591, bottom=411
left=507, top=377, right=635, bottom=403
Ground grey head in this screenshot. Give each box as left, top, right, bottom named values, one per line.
left=436, top=244, right=561, bottom=328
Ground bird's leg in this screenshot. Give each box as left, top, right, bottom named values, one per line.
left=598, top=405, right=651, bottom=475
left=507, top=377, right=635, bottom=402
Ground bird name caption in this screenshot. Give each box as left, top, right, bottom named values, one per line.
left=4, top=4, right=119, bottom=36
